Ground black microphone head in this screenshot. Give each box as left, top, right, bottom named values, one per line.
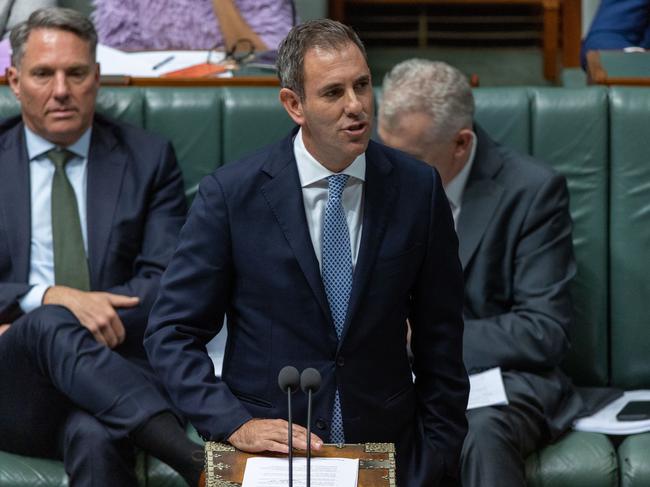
left=278, top=366, right=300, bottom=393
left=300, top=367, right=322, bottom=393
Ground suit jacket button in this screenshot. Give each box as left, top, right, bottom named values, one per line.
left=336, top=356, right=345, bottom=367
left=316, top=419, right=327, bottom=430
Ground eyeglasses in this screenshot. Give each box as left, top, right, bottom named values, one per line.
left=207, top=38, right=255, bottom=66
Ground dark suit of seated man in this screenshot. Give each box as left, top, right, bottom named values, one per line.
left=0, top=8, right=206, bottom=487
left=378, top=59, right=583, bottom=487
left=144, top=19, right=469, bottom=487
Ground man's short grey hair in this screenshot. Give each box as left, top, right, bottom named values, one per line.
left=277, top=18, right=367, bottom=100
left=380, top=59, right=475, bottom=141
left=10, top=7, right=97, bottom=67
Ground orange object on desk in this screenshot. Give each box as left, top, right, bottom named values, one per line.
left=162, top=63, right=228, bottom=78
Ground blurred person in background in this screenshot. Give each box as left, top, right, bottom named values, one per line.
left=93, top=0, right=294, bottom=51
left=581, top=0, right=650, bottom=68
left=1, top=0, right=55, bottom=39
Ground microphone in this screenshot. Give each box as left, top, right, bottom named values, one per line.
left=300, top=368, right=322, bottom=487
left=278, top=366, right=300, bottom=487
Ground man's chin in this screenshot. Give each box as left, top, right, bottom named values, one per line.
left=43, top=123, right=86, bottom=146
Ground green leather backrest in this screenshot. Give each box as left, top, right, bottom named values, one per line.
left=609, top=87, right=650, bottom=388
left=144, top=88, right=222, bottom=200
left=0, top=87, right=20, bottom=119
left=0, top=86, right=145, bottom=123
left=221, top=87, right=295, bottom=164
left=474, top=87, right=531, bottom=154
left=473, top=87, right=609, bottom=386
left=530, top=87, right=609, bottom=386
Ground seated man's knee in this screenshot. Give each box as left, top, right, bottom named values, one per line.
left=463, top=407, right=511, bottom=453
left=19, top=305, right=79, bottom=340
left=63, top=411, right=124, bottom=454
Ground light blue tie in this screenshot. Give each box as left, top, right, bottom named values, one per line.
left=322, top=174, right=352, bottom=444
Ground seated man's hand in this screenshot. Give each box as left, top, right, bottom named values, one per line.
left=227, top=418, right=323, bottom=454
left=43, top=286, right=139, bottom=348
left=0, top=324, right=10, bottom=337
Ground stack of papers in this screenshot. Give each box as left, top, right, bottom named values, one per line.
left=574, top=390, right=650, bottom=435
left=242, top=457, right=358, bottom=487
left=96, top=44, right=227, bottom=78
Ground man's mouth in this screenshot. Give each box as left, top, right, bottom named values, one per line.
left=48, top=107, right=77, bottom=116
left=342, top=121, right=368, bottom=136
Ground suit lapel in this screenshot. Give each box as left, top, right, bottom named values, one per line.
left=457, top=126, right=504, bottom=270
left=339, top=141, right=396, bottom=345
left=86, top=120, right=126, bottom=286
left=260, top=134, right=331, bottom=322
left=0, top=121, right=31, bottom=281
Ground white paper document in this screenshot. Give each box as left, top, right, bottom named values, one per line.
left=574, top=390, right=650, bottom=435
left=97, top=44, right=226, bottom=77
left=242, top=457, right=358, bottom=487
left=467, top=367, right=509, bottom=410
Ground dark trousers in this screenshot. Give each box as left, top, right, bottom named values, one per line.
left=461, top=373, right=547, bottom=487
left=0, top=305, right=171, bottom=487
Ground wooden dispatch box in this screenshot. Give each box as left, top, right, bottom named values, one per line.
left=204, top=442, right=396, bottom=487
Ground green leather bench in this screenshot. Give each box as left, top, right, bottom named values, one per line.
left=0, top=85, right=648, bottom=486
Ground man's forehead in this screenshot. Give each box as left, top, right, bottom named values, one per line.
left=21, top=28, right=93, bottom=64
left=24, top=27, right=90, bottom=51
left=303, top=44, right=369, bottom=83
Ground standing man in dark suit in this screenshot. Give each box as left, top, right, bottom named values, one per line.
left=0, top=8, right=206, bottom=487
left=378, top=59, right=582, bottom=487
left=145, top=19, right=468, bottom=486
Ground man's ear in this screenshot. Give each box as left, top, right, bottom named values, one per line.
left=6, top=66, right=20, bottom=100
left=453, top=128, right=474, bottom=158
left=279, top=87, right=304, bottom=126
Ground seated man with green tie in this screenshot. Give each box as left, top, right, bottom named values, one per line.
left=0, top=7, right=207, bottom=487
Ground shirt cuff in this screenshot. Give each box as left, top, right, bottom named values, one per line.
left=19, top=284, right=49, bottom=313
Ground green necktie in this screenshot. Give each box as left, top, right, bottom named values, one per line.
left=48, top=148, right=90, bottom=291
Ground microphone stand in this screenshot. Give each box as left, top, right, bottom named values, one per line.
left=288, top=386, right=294, bottom=487
left=300, top=368, right=322, bottom=487
left=306, top=386, right=313, bottom=487
left=278, top=366, right=299, bottom=487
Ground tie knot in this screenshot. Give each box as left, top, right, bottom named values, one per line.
left=47, top=148, right=74, bottom=169
left=327, top=174, right=349, bottom=202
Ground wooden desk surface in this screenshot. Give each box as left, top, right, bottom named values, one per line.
left=587, top=50, right=650, bottom=86
left=205, top=442, right=396, bottom=487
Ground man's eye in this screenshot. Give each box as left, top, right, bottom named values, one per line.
left=68, top=69, right=88, bottom=79
left=355, top=80, right=369, bottom=91
left=32, top=70, right=51, bottom=78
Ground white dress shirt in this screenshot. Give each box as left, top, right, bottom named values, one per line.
left=19, top=126, right=92, bottom=313
left=293, top=128, right=365, bottom=270
left=444, top=131, right=477, bottom=228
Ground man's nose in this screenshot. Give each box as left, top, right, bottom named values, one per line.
left=52, top=72, right=70, bottom=99
left=344, top=89, right=363, bottom=116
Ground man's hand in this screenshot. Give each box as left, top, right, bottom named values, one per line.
left=227, top=418, right=324, bottom=454
left=43, top=286, right=139, bottom=348
left=0, top=324, right=10, bottom=337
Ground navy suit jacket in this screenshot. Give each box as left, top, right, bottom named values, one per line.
left=0, top=114, right=187, bottom=357
left=145, top=130, right=468, bottom=484
left=581, top=0, right=650, bottom=68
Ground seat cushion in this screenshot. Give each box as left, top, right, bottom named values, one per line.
left=618, top=433, right=650, bottom=487
left=526, top=431, right=618, bottom=487
left=0, top=451, right=68, bottom=487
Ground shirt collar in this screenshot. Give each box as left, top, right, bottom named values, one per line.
left=25, top=125, right=93, bottom=161
left=294, top=127, right=366, bottom=187
left=444, top=131, right=476, bottom=209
